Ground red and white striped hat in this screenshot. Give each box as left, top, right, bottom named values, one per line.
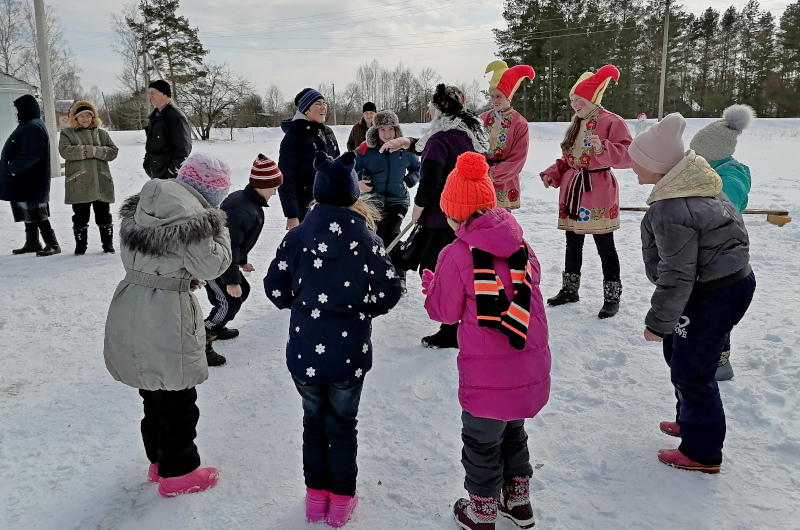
left=250, top=154, right=283, bottom=189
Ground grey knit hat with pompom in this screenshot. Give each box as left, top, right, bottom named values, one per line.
left=690, top=104, right=756, bottom=162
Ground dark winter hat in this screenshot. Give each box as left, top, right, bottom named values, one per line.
left=74, top=104, right=93, bottom=116
left=689, top=104, right=756, bottom=162
left=313, top=151, right=360, bottom=207
left=366, top=110, right=403, bottom=148
left=250, top=154, right=283, bottom=189
left=431, top=83, right=466, bottom=115
left=295, top=88, right=324, bottom=114
left=13, top=94, right=41, bottom=122
left=362, top=101, right=377, bottom=113
left=149, top=79, right=171, bottom=98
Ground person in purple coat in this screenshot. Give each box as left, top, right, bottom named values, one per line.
left=423, top=152, right=551, bottom=530
left=409, top=84, right=489, bottom=349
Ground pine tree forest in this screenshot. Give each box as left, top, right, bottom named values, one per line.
left=496, top=0, right=800, bottom=120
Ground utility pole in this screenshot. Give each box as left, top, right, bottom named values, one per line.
left=658, top=0, right=670, bottom=120
left=32, top=0, right=59, bottom=179
left=331, top=83, right=337, bottom=126
left=549, top=44, right=554, bottom=122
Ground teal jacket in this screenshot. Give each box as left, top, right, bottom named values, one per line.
left=709, top=157, right=751, bottom=212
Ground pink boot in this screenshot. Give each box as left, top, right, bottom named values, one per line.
left=306, top=488, right=330, bottom=523
left=657, top=449, right=720, bottom=474
left=148, top=463, right=160, bottom=483
left=158, top=467, right=219, bottom=497
left=659, top=421, right=681, bottom=437
left=326, top=492, right=358, bottom=527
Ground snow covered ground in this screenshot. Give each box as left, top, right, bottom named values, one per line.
left=1, top=119, right=799, bottom=530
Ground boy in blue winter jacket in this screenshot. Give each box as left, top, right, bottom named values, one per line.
left=690, top=104, right=755, bottom=381
left=355, top=110, right=420, bottom=293
left=265, top=151, right=402, bottom=527
left=203, top=154, right=282, bottom=367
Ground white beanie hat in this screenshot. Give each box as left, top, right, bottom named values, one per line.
left=629, top=113, right=686, bottom=174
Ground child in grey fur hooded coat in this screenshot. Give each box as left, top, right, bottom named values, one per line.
left=104, top=153, right=232, bottom=498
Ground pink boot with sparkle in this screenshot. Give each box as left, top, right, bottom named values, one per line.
left=306, top=488, right=330, bottom=523
left=158, top=467, right=219, bottom=497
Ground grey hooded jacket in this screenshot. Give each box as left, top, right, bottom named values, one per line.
left=641, top=151, right=750, bottom=335
left=104, top=179, right=231, bottom=391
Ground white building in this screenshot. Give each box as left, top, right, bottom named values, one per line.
left=1, top=72, right=38, bottom=148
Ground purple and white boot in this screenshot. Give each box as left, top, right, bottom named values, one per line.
left=453, top=493, right=498, bottom=530
left=499, top=476, right=536, bottom=528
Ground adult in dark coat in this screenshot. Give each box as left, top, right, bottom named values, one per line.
left=346, top=101, right=376, bottom=151
left=143, top=80, right=192, bottom=180
left=277, top=88, right=340, bottom=229
left=0, top=94, right=61, bottom=256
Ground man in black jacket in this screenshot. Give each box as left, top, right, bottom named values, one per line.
left=0, top=94, right=60, bottom=256
left=143, top=80, right=192, bottom=179
left=203, top=154, right=283, bottom=366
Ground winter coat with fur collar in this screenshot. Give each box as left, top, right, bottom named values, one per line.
left=104, top=179, right=232, bottom=391
left=59, top=101, right=119, bottom=204
left=641, top=151, right=750, bottom=335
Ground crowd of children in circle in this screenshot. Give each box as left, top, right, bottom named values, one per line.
left=0, top=59, right=758, bottom=529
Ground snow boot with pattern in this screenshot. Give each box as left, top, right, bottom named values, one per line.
left=598, top=279, right=622, bottom=319
left=499, top=477, right=535, bottom=528
left=74, top=226, right=88, bottom=255
left=12, top=223, right=43, bottom=254
left=547, top=272, right=580, bottom=306
left=715, top=350, right=734, bottom=381
left=99, top=224, right=115, bottom=254
left=453, top=494, right=498, bottom=530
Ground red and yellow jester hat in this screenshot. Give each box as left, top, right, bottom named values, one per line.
left=485, top=60, right=535, bottom=100
left=569, top=64, right=620, bottom=105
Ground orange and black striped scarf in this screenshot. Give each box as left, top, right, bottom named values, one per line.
left=472, top=244, right=532, bottom=350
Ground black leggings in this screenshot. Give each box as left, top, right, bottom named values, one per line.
left=564, top=231, right=620, bottom=281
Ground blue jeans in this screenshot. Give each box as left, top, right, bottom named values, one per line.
left=663, top=272, right=755, bottom=465
left=293, top=377, right=364, bottom=496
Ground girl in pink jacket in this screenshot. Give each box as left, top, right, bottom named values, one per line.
left=540, top=65, right=632, bottom=319
left=423, top=152, right=551, bottom=530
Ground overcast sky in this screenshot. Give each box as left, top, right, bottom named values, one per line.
left=52, top=0, right=793, bottom=104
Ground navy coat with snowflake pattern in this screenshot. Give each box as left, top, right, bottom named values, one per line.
left=264, top=203, right=402, bottom=384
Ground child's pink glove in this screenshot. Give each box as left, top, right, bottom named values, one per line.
left=421, top=269, right=435, bottom=295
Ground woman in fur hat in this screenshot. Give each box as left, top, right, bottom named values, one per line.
left=354, top=109, right=420, bottom=293
left=481, top=61, right=535, bottom=210
left=104, top=153, right=232, bottom=498
left=540, top=65, right=632, bottom=319
left=59, top=100, right=119, bottom=254
left=690, top=104, right=756, bottom=381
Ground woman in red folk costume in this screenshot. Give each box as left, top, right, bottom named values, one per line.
left=540, top=65, right=632, bottom=319
left=480, top=61, right=535, bottom=210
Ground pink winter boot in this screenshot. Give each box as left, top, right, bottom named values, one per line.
left=657, top=449, right=720, bottom=474
left=148, top=463, right=160, bottom=483
left=453, top=493, right=498, bottom=530
left=499, top=477, right=535, bottom=529
left=659, top=421, right=681, bottom=437
left=306, top=488, right=330, bottom=523
left=326, top=492, right=358, bottom=527
left=158, top=467, right=219, bottom=497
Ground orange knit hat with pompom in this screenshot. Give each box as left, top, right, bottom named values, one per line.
left=440, top=152, right=497, bottom=222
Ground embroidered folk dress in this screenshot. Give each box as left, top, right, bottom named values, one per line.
left=480, top=108, right=529, bottom=210
left=540, top=108, right=632, bottom=234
